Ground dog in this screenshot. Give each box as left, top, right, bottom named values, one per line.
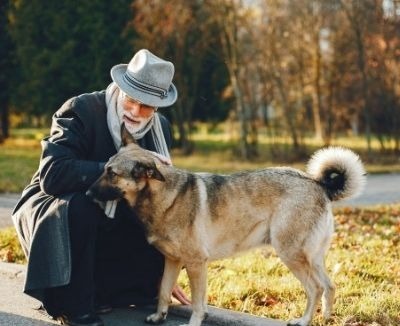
left=87, top=126, right=366, bottom=326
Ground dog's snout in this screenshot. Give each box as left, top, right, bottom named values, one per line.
left=85, top=183, right=124, bottom=202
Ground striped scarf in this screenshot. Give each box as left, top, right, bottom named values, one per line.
left=103, top=82, right=170, bottom=217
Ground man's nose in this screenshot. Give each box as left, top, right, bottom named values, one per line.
left=128, top=102, right=141, bottom=116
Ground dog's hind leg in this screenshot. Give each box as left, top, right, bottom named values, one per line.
left=146, top=258, right=183, bottom=324
left=278, top=252, right=323, bottom=326
left=312, top=255, right=335, bottom=320
left=182, top=263, right=208, bottom=326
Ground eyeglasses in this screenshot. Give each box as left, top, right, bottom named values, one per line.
left=122, top=94, right=157, bottom=111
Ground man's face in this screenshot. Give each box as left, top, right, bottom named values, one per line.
left=119, top=93, right=156, bottom=133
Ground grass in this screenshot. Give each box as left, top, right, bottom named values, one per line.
left=0, top=138, right=41, bottom=193
left=177, top=205, right=400, bottom=326
left=1, top=128, right=399, bottom=325
left=178, top=130, right=400, bottom=174
left=1, top=127, right=400, bottom=192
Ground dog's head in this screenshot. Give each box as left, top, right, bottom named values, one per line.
left=86, top=124, right=165, bottom=206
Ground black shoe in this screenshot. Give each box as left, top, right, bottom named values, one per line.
left=95, top=303, right=112, bottom=314
left=57, top=312, right=104, bottom=326
left=36, top=304, right=58, bottom=320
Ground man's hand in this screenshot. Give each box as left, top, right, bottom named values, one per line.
left=148, top=151, right=172, bottom=166
left=172, top=285, right=191, bottom=305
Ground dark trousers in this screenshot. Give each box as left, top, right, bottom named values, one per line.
left=43, top=193, right=164, bottom=317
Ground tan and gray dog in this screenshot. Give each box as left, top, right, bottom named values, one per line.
left=87, top=127, right=366, bottom=326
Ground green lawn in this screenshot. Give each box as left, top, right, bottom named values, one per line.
left=1, top=128, right=399, bottom=193
left=0, top=139, right=41, bottom=193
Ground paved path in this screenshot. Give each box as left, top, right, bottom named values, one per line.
left=0, top=193, right=20, bottom=228
left=334, top=173, right=400, bottom=207
left=0, top=262, right=284, bottom=326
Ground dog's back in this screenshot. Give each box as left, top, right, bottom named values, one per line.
left=166, top=167, right=331, bottom=261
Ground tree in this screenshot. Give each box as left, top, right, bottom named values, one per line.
left=208, top=0, right=260, bottom=159
left=131, top=0, right=227, bottom=154
left=0, top=0, right=14, bottom=140
left=339, top=0, right=378, bottom=156
left=9, top=0, right=133, bottom=121
left=256, top=0, right=304, bottom=154
left=366, top=0, right=400, bottom=152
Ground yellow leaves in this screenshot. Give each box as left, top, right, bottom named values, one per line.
left=0, top=227, right=25, bottom=264
left=6, top=248, right=15, bottom=263
left=395, top=221, right=400, bottom=233
left=343, top=319, right=383, bottom=326
left=0, top=243, right=16, bottom=263
left=254, top=295, right=279, bottom=307
left=334, top=205, right=400, bottom=247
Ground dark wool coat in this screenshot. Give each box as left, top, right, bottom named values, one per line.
left=11, top=91, right=172, bottom=301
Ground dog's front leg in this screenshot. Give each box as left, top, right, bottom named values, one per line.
left=146, top=258, right=183, bottom=324
left=183, top=263, right=208, bottom=326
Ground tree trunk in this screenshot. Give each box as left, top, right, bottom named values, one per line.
left=173, top=101, right=192, bottom=155
left=170, top=39, right=195, bottom=155
left=230, top=71, right=252, bottom=159
left=356, top=32, right=372, bottom=157
left=217, top=0, right=253, bottom=160
left=273, top=73, right=300, bottom=151
left=312, top=30, right=324, bottom=141
left=340, top=0, right=372, bottom=157
left=0, top=104, right=9, bottom=142
left=324, top=74, right=335, bottom=146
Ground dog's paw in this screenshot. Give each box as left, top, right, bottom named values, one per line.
left=145, top=312, right=167, bottom=324
left=287, top=317, right=308, bottom=326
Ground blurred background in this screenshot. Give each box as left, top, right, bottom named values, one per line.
left=1, top=3, right=400, bottom=323
left=1, top=0, right=400, bottom=162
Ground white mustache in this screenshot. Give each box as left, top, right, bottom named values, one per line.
left=123, top=114, right=152, bottom=134
left=123, top=112, right=147, bottom=123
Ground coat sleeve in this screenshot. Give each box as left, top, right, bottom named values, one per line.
left=39, top=97, right=105, bottom=195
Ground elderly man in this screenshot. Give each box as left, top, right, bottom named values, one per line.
left=12, top=49, right=189, bottom=326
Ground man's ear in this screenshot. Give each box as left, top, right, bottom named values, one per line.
left=131, top=162, right=165, bottom=182
left=121, top=123, right=137, bottom=147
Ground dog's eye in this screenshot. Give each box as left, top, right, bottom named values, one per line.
left=107, top=168, right=118, bottom=179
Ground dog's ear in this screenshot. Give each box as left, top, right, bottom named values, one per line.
left=121, top=123, right=137, bottom=147
left=146, top=166, right=165, bottom=182
left=131, top=161, right=165, bottom=182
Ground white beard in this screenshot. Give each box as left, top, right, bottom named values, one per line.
left=121, top=112, right=152, bottom=134
left=117, top=95, right=153, bottom=135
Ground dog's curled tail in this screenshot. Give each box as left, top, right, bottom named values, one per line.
left=307, top=147, right=366, bottom=201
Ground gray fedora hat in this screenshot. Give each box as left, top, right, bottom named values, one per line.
left=110, top=49, right=178, bottom=108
